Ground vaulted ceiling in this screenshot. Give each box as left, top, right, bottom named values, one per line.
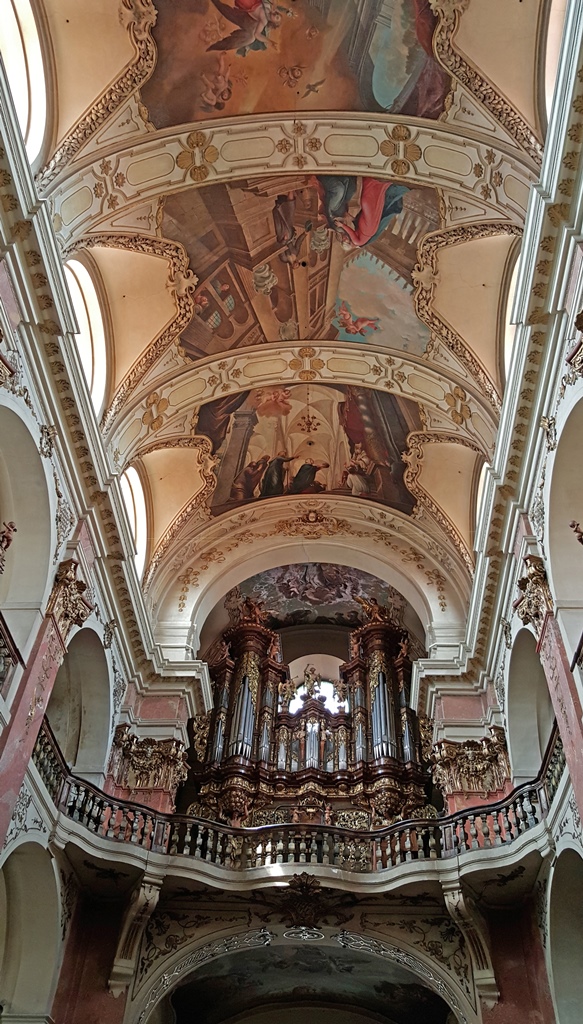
left=33, top=0, right=559, bottom=660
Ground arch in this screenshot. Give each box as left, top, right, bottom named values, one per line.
left=154, top=533, right=466, bottom=660
left=505, top=628, right=554, bottom=784
left=0, top=0, right=49, bottom=165
left=548, top=847, right=583, bottom=1022
left=0, top=842, right=61, bottom=1016
left=0, top=401, right=53, bottom=655
left=46, top=627, right=112, bottom=785
left=129, top=928, right=476, bottom=1024
left=64, top=257, right=108, bottom=416
left=547, top=391, right=583, bottom=658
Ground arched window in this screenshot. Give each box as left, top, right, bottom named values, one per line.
left=544, top=0, right=569, bottom=123
left=0, top=0, right=47, bottom=164
left=473, top=460, right=490, bottom=542
left=63, top=260, right=107, bottom=415
left=120, top=466, right=148, bottom=579
left=503, top=252, right=521, bottom=381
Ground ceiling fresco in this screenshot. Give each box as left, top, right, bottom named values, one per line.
left=168, top=944, right=451, bottom=1024
left=32, top=0, right=552, bottom=645
left=235, top=562, right=407, bottom=629
left=160, top=177, right=439, bottom=356
left=140, top=0, right=452, bottom=126
left=195, top=383, right=422, bottom=516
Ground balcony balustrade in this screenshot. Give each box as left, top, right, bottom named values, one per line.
left=31, top=719, right=566, bottom=876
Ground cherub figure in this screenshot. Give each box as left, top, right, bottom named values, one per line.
left=200, top=53, right=233, bottom=112
left=207, top=0, right=283, bottom=55
left=336, top=300, right=379, bottom=337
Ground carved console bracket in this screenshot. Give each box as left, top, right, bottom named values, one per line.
left=442, top=883, right=499, bottom=1011
left=431, top=727, right=510, bottom=797
left=46, top=558, right=92, bottom=643
left=109, top=874, right=162, bottom=997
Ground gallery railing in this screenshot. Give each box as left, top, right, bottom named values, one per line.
left=32, top=720, right=566, bottom=875
left=0, top=609, right=24, bottom=694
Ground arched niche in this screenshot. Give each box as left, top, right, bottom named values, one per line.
left=46, top=627, right=112, bottom=785
left=506, top=628, right=554, bottom=784
left=0, top=842, right=60, bottom=1017
left=547, top=392, right=583, bottom=659
left=548, top=847, right=583, bottom=1022
left=0, top=402, right=53, bottom=655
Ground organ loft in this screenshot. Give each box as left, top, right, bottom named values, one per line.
left=182, top=593, right=432, bottom=830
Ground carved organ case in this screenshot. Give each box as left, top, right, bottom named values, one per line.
left=185, top=603, right=428, bottom=828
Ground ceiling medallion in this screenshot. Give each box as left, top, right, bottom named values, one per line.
left=283, top=926, right=325, bottom=942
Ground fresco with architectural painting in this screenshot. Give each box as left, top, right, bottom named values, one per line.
left=141, top=0, right=452, bottom=125
left=194, top=382, right=422, bottom=515
left=161, top=176, right=440, bottom=357
left=236, top=562, right=406, bottom=628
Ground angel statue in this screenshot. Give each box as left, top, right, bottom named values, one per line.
left=353, top=594, right=392, bottom=624
left=303, top=663, right=321, bottom=698
left=206, top=0, right=284, bottom=56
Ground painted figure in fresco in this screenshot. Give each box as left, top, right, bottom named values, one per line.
left=273, top=193, right=311, bottom=268
left=336, top=301, right=379, bottom=337
left=200, top=53, right=233, bottom=112
left=230, top=454, right=270, bottom=500
left=207, top=0, right=283, bottom=55
left=316, top=177, right=410, bottom=248
left=287, top=459, right=330, bottom=495
left=260, top=451, right=295, bottom=497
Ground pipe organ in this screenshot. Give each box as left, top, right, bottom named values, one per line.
left=186, top=598, right=429, bottom=828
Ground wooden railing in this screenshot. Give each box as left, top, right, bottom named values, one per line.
left=32, top=721, right=566, bottom=876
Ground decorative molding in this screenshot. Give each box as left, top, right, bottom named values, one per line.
left=110, top=877, right=162, bottom=997
left=36, top=0, right=158, bottom=189
left=431, top=0, right=543, bottom=165
left=3, top=784, right=47, bottom=849
left=442, top=884, right=499, bottom=1010
left=136, top=928, right=273, bottom=1024
left=333, top=930, right=470, bottom=1024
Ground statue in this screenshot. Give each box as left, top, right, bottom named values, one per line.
left=240, top=594, right=268, bottom=624
left=0, top=521, right=17, bottom=573
left=398, top=635, right=410, bottom=658
left=303, top=663, right=321, bottom=697
left=278, top=676, right=296, bottom=706
left=353, top=594, right=392, bottom=623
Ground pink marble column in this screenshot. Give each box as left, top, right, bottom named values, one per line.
left=482, top=903, right=556, bottom=1024
left=538, top=611, right=583, bottom=812
left=0, top=558, right=91, bottom=845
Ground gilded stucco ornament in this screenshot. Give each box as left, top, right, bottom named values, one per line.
left=513, top=554, right=553, bottom=633
left=47, top=558, right=92, bottom=642
left=431, top=728, right=510, bottom=796
left=111, top=725, right=189, bottom=796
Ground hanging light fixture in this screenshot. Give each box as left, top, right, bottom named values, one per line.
left=298, top=382, right=320, bottom=439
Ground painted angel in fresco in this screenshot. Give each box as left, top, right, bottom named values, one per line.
left=336, top=301, right=379, bottom=337
left=206, top=0, right=284, bottom=55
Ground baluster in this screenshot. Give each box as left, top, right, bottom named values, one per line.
left=468, top=813, right=479, bottom=850
left=322, top=830, right=330, bottom=865
left=416, top=826, right=426, bottom=860
left=207, top=828, right=216, bottom=862
left=514, top=796, right=526, bottom=835
left=194, top=823, right=204, bottom=859
left=169, top=822, right=180, bottom=855
left=523, top=789, right=537, bottom=828
left=276, top=830, right=284, bottom=863
left=428, top=825, right=438, bottom=860
left=480, top=813, right=491, bottom=849
left=500, top=803, right=512, bottom=844
left=299, top=830, right=307, bottom=864
left=491, top=810, right=502, bottom=846
left=332, top=832, right=340, bottom=866
left=374, top=834, right=382, bottom=871
left=403, top=828, right=412, bottom=862
left=182, top=822, right=192, bottom=856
